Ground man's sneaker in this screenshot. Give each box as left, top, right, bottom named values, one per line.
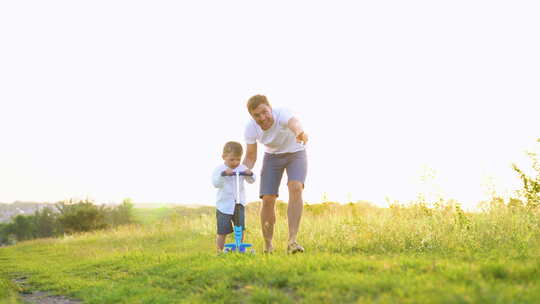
left=287, top=242, right=305, bottom=254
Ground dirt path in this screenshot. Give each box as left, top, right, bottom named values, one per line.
left=13, top=277, right=81, bottom=304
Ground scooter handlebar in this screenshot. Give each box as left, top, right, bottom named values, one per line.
left=220, top=171, right=253, bottom=177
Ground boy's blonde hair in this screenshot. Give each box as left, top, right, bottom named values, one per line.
left=223, top=141, right=243, bottom=157
left=247, top=94, right=271, bottom=114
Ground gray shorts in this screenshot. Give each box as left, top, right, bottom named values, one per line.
left=260, top=149, right=307, bottom=198
left=216, top=204, right=245, bottom=235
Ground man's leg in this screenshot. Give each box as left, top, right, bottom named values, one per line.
left=259, top=153, right=285, bottom=253
left=261, top=194, right=277, bottom=252
left=284, top=150, right=307, bottom=253
left=287, top=181, right=304, bottom=244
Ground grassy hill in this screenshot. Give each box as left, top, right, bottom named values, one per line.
left=1, top=202, right=540, bottom=303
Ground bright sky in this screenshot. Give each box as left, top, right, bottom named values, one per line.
left=1, top=1, right=538, bottom=210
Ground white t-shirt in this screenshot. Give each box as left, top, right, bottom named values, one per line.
left=211, top=164, right=256, bottom=215
left=244, top=107, right=305, bottom=154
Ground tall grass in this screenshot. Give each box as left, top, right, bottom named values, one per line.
left=299, top=201, right=540, bottom=256
left=163, top=200, right=540, bottom=257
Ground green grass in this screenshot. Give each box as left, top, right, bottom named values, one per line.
left=132, top=207, right=174, bottom=225
left=0, top=276, right=19, bottom=304
left=1, top=203, right=540, bottom=303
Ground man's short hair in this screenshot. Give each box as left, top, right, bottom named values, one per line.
left=247, top=95, right=271, bottom=114
left=223, top=141, right=243, bottom=156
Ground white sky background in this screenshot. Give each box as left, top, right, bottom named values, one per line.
left=0, top=1, right=538, bottom=210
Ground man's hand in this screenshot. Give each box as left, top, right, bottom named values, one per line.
left=296, top=131, right=308, bottom=145
left=288, top=117, right=308, bottom=145
left=244, top=168, right=253, bottom=176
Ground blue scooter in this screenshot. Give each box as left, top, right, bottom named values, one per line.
left=220, top=170, right=255, bottom=254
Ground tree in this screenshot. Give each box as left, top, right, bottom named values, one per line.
left=513, top=152, right=540, bottom=209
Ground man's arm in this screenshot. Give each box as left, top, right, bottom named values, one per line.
left=243, top=143, right=257, bottom=169
left=288, top=117, right=308, bottom=145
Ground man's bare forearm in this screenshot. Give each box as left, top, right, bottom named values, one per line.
left=287, top=117, right=304, bottom=136
left=244, top=143, right=257, bottom=169
left=243, top=156, right=256, bottom=170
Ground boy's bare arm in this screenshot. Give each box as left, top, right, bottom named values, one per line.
left=243, top=143, right=257, bottom=169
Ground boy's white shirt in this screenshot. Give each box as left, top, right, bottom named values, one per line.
left=212, top=164, right=256, bottom=215
left=244, top=107, right=305, bottom=154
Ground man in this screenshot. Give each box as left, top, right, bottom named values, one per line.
left=242, top=94, right=308, bottom=254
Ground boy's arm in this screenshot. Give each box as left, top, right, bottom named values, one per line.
left=212, top=168, right=225, bottom=188
left=288, top=117, right=308, bottom=145
left=242, top=143, right=257, bottom=169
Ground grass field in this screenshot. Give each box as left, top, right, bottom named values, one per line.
left=1, top=202, right=540, bottom=303
left=0, top=276, right=18, bottom=304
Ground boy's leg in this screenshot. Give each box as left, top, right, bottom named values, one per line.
left=216, top=234, right=226, bottom=252
left=216, top=209, right=233, bottom=252
left=232, top=204, right=246, bottom=242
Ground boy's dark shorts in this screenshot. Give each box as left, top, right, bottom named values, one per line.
left=260, top=149, right=307, bottom=198
left=216, top=204, right=245, bottom=235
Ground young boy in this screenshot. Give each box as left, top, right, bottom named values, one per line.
left=212, top=141, right=256, bottom=252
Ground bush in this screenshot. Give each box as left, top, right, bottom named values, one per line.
left=33, top=207, right=59, bottom=238
left=57, top=199, right=108, bottom=234
left=8, top=215, right=35, bottom=241
left=106, top=199, right=135, bottom=227
left=0, top=199, right=135, bottom=244
left=0, top=223, right=8, bottom=245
